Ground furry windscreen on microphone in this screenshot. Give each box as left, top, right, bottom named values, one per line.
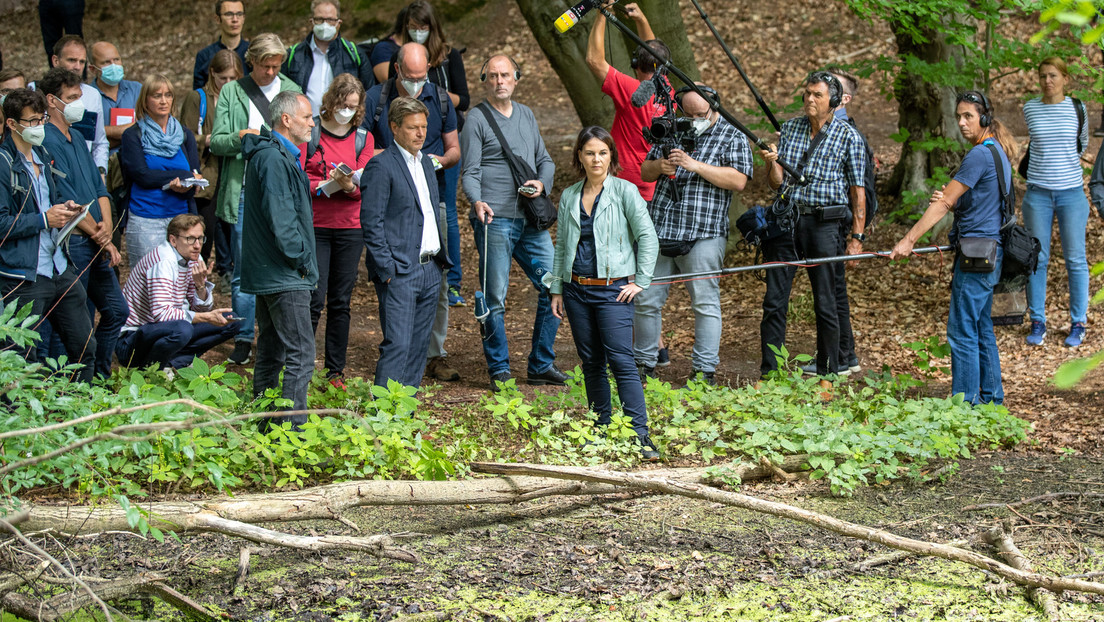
left=630, top=77, right=657, bottom=108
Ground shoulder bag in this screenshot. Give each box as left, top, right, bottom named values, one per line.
left=476, top=102, right=556, bottom=230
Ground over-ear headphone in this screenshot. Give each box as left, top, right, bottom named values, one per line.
left=674, top=84, right=718, bottom=108
left=957, top=90, right=993, bottom=127
left=808, top=71, right=843, bottom=109
left=479, top=55, right=521, bottom=82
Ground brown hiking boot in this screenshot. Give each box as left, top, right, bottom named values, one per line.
left=426, top=356, right=460, bottom=381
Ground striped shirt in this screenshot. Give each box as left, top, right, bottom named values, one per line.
left=1023, top=96, right=1088, bottom=191
left=121, top=241, right=214, bottom=330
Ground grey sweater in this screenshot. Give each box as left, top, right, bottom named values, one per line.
left=460, top=100, right=554, bottom=220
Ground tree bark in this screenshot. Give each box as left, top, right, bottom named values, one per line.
left=513, top=0, right=698, bottom=128
left=18, top=456, right=804, bottom=535
left=470, top=462, right=1104, bottom=598
left=886, top=22, right=964, bottom=203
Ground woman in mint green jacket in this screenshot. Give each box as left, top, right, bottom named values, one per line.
left=550, top=126, right=659, bottom=461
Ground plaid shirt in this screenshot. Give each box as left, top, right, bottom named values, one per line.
left=776, top=115, right=865, bottom=208
left=647, top=117, right=753, bottom=241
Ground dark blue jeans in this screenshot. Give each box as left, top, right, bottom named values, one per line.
left=374, top=262, right=442, bottom=388
left=66, top=235, right=129, bottom=378
left=254, top=289, right=315, bottom=420
left=948, top=249, right=1004, bottom=405
left=310, top=228, right=362, bottom=377
left=1, top=267, right=95, bottom=383
left=442, top=157, right=462, bottom=288
left=562, top=279, right=648, bottom=435
left=115, top=319, right=241, bottom=369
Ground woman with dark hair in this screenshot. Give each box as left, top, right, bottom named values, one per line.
left=550, top=126, right=660, bottom=461
left=370, top=5, right=406, bottom=84
left=300, top=73, right=373, bottom=389
left=891, top=91, right=1016, bottom=406
left=1021, top=57, right=1090, bottom=348
left=180, top=49, right=243, bottom=276
left=379, top=0, right=469, bottom=303
left=119, top=74, right=201, bottom=267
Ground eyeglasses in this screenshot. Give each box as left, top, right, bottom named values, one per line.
left=221, top=11, right=245, bottom=18
left=17, top=114, right=48, bottom=126
left=312, top=17, right=340, bottom=25
left=179, top=235, right=207, bottom=245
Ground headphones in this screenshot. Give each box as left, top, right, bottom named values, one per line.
left=479, top=55, right=521, bottom=82
left=807, top=71, right=843, bottom=109
left=957, top=90, right=993, bottom=127
left=674, top=84, right=718, bottom=108
left=630, top=39, right=670, bottom=73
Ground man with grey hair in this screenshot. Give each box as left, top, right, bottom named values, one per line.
left=361, top=96, right=450, bottom=388
left=211, top=32, right=302, bottom=366
left=240, top=91, right=318, bottom=427
left=282, top=0, right=375, bottom=114
left=362, top=41, right=461, bottom=383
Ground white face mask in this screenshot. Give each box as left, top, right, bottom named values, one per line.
left=691, top=116, right=712, bottom=136
left=61, top=98, right=85, bottom=124
left=334, top=107, right=355, bottom=124
left=408, top=28, right=429, bottom=44
left=400, top=76, right=426, bottom=97
left=19, top=123, right=45, bottom=146
left=313, top=22, right=338, bottom=42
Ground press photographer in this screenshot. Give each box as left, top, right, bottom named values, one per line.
left=634, top=84, right=752, bottom=383
left=758, top=71, right=867, bottom=388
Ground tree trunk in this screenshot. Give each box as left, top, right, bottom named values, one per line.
left=886, top=23, right=963, bottom=204
left=513, top=0, right=698, bottom=128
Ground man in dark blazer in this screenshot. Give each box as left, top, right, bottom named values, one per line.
left=361, top=96, right=451, bottom=388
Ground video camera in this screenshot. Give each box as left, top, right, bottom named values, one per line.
left=636, top=71, right=697, bottom=158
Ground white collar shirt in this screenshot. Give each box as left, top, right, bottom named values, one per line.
left=394, top=141, right=440, bottom=257
left=305, top=36, right=333, bottom=116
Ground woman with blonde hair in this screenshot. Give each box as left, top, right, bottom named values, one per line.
left=119, top=74, right=201, bottom=267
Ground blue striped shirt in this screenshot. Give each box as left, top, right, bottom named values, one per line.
left=1023, top=96, right=1087, bottom=191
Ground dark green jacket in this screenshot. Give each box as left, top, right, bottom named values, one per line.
left=240, top=128, right=317, bottom=295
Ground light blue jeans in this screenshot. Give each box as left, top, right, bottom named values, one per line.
left=948, top=248, right=1003, bottom=406
left=1021, top=185, right=1090, bottom=325
left=230, top=193, right=256, bottom=342
left=125, top=214, right=171, bottom=268
left=633, top=236, right=726, bottom=373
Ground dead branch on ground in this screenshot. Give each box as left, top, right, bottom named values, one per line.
left=983, top=526, right=1060, bottom=621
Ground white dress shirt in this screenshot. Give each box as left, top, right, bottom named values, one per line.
left=305, top=37, right=333, bottom=116
left=394, top=141, right=440, bottom=257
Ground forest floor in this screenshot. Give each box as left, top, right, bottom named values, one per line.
left=1, top=0, right=1103, bottom=620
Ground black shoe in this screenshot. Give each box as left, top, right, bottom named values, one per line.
left=527, top=364, right=567, bottom=386
left=489, top=371, right=512, bottom=392
left=637, top=434, right=660, bottom=462
left=690, top=369, right=716, bottom=386
left=638, top=364, right=656, bottom=381
left=656, top=347, right=670, bottom=367
left=227, top=341, right=251, bottom=365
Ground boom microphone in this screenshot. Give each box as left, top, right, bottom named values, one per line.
left=554, top=0, right=600, bottom=34
left=630, top=77, right=656, bottom=107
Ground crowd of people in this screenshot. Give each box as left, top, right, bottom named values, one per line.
left=1, top=1, right=1098, bottom=452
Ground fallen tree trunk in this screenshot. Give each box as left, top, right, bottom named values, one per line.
left=18, top=456, right=806, bottom=536
left=984, top=526, right=1060, bottom=621
left=469, top=462, right=1104, bottom=598
left=1, top=573, right=219, bottom=622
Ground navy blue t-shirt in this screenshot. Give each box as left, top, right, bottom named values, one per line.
left=573, top=190, right=602, bottom=278
left=952, top=138, right=1009, bottom=241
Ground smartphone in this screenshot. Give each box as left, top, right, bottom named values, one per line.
left=334, top=162, right=353, bottom=176
left=518, top=185, right=538, bottom=195
left=225, top=314, right=244, bottom=321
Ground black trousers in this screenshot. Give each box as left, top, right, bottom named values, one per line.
left=310, top=228, right=362, bottom=377
left=759, top=213, right=840, bottom=378
left=38, top=0, right=85, bottom=64
left=1, top=267, right=95, bottom=383
left=834, top=220, right=856, bottom=366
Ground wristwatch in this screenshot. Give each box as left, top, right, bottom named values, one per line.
left=851, top=233, right=866, bottom=243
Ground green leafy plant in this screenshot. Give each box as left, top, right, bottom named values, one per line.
left=904, top=335, right=952, bottom=377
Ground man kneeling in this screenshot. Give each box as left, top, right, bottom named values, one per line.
left=117, top=214, right=239, bottom=369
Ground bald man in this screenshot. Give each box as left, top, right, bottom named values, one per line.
left=89, top=41, right=141, bottom=151
left=361, top=41, right=463, bottom=382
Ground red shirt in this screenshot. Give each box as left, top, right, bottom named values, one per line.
left=601, top=66, right=669, bottom=202
left=300, top=126, right=375, bottom=229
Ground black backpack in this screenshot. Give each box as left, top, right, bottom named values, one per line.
left=986, top=143, right=1041, bottom=279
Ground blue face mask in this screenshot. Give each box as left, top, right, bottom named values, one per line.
left=100, top=64, right=125, bottom=86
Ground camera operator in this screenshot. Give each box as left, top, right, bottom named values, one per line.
left=634, top=85, right=751, bottom=384
left=585, top=2, right=670, bottom=202
left=758, top=72, right=866, bottom=391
